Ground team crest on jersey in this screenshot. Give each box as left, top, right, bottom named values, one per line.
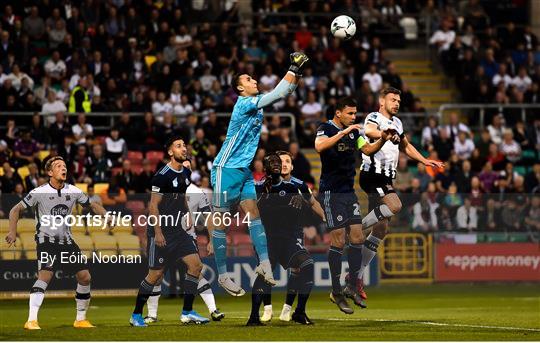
left=65, top=195, right=70, bottom=201
left=173, top=178, right=178, bottom=187
left=337, top=215, right=343, bottom=222
left=279, top=190, right=286, bottom=196
left=152, top=186, right=160, bottom=192
left=185, top=178, right=190, bottom=186
left=349, top=133, right=354, bottom=139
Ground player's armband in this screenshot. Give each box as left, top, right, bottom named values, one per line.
left=357, top=136, right=367, bottom=150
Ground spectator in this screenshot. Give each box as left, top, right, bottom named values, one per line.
left=0, top=162, right=22, bottom=195
left=414, top=162, right=432, bottom=192
left=134, top=159, right=154, bottom=195
left=456, top=198, right=478, bottom=232
left=72, top=113, right=93, bottom=145
left=445, top=112, right=471, bottom=142
left=72, top=144, right=91, bottom=183
left=362, top=64, right=383, bottom=93
left=13, top=130, right=40, bottom=168
left=476, top=129, right=493, bottom=156
left=512, top=67, right=532, bottom=93
left=499, top=129, right=522, bottom=163
left=23, top=6, right=45, bottom=40
left=412, top=192, right=439, bottom=232
left=478, top=162, right=499, bottom=192
left=421, top=116, right=439, bottom=149
left=105, top=128, right=127, bottom=166
left=524, top=163, right=540, bottom=193
left=289, top=142, right=314, bottom=184
left=41, top=90, right=67, bottom=123
left=88, top=144, right=112, bottom=183
left=429, top=19, right=455, bottom=53
left=487, top=114, right=506, bottom=145
left=252, top=160, right=265, bottom=181
left=301, top=91, right=323, bottom=125
left=190, top=128, right=211, bottom=167
left=501, top=198, right=523, bottom=231
left=6, top=64, right=34, bottom=91
left=453, top=131, right=475, bottom=160
left=394, top=154, right=414, bottom=192
left=433, top=127, right=453, bottom=162
left=24, top=162, right=40, bottom=192
left=435, top=163, right=455, bottom=193
left=492, top=64, right=512, bottom=89
left=524, top=195, right=540, bottom=233
left=68, top=77, right=91, bottom=113
left=44, top=50, right=66, bottom=83
left=116, top=160, right=137, bottom=195
left=173, top=94, right=194, bottom=117
left=260, top=65, right=279, bottom=93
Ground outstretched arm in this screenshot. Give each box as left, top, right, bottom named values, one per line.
left=400, top=135, right=444, bottom=169
left=257, top=52, right=309, bottom=109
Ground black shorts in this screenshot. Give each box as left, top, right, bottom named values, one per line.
left=266, top=235, right=309, bottom=269
left=359, top=171, right=396, bottom=211
left=147, top=230, right=198, bottom=270
left=319, top=191, right=362, bottom=231
left=36, top=241, right=88, bottom=273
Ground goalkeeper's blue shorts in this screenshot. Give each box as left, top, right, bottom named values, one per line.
left=210, top=166, right=257, bottom=212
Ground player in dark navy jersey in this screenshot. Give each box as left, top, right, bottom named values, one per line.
left=314, top=96, right=392, bottom=314
left=246, top=153, right=317, bottom=326
left=130, top=136, right=209, bottom=326
left=258, top=150, right=326, bottom=323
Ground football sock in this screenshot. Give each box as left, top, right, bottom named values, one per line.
left=182, top=273, right=199, bottom=312
left=357, top=234, right=382, bottom=280
left=28, top=280, right=47, bottom=322
left=147, top=285, right=161, bottom=318
left=347, top=243, right=363, bottom=286
left=263, top=292, right=272, bottom=306
left=197, top=278, right=216, bottom=313
left=211, top=230, right=228, bottom=275
left=285, top=271, right=299, bottom=306
left=133, top=279, right=154, bottom=315
left=250, top=275, right=268, bottom=319
left=249, top=218, right=269, bottom=261
left=328, top=246, right=343, bottom=294
left=75, top=283, right=91, bottom=321
left=362, top=204, right=394, bottom=229
left=295, top=258, right=314, bottom=313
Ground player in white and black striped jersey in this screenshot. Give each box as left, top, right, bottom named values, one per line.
left=351, top=87, right=444, bottom=301
left=5, top=156, right=111, bottom=330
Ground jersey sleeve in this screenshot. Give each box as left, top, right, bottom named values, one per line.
left=255, top=181, right=265, bottom=195
left=316, top=123, right=331, bottom=138
left=198, top=191, right=211, bottom=212
left=297, top=182, right=312, bottom=202
left=21, top=189, right=39, bottom=208
left=75, top=187, right=90, bottom=206
left=151, top=174, right=168, bottom=195
left=364, top=112, right=380, bottom=127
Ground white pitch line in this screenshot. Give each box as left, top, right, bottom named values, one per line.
left=224, top=314, right=540, bottom=332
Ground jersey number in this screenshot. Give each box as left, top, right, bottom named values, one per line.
left=353, top=203, right=360, bottom=216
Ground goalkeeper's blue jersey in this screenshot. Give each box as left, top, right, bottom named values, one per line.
left=214, top=95, right=264, bottom=169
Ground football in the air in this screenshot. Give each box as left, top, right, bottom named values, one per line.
left=331, top=15, right=356, bottom=40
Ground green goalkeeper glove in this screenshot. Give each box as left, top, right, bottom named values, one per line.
left=288, top=52, right=309, bottom=76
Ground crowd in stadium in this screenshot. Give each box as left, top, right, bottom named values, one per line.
left=0, top=0, right=539, bottom=240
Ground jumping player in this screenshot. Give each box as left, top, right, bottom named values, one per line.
left=247, top=153, right=315, bottom=326
left=5, top=156, right=112, bottom=330
left=130, top=136, right=208, bottom=326
left=209, top=52, right=309, bottom=296
left=314, top=96, right=392, bottom=314
left=259, top=150, right=326, bottom=323
left=351, top=87, right=444, bottom=302
left=144, top=173, right=225, bottom=323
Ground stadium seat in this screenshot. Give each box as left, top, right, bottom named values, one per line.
left=113, top=221, right=134, bottom=234
left=127, top=151, right=144, bottom=164
left=0, top=219, right=9, bottom=233
left=72, top=234, right=94, bottom=257
left=18, top=219, right=36, bottom=233
left=70, top=220, right=87, bottom=234
left=146, top=151, right=164, bottom=164
left=508, top=233, right=529, bottom=243
left=0, top=239, right=23, bottom=260
left=231, top=233, right=253, bottom=257
left=38, top=150, right=50, bottom=161
left=486, top=233, right=508, bottom=243
left=131, top=164, right=143, bottom=174
left=92, top=234, right=118, bottom=256
left=0, top=167, right=3, bottom=176
left=116, top=234, right=141, bottom=255
left=75, top=183, right=88, bottom=193
left=17, top=166, right=30, bottom=180
left=112, top=167, right=122, bottom=176
left=93, top=183, right=109, bottom=194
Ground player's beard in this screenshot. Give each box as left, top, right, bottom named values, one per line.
left=171, top=154, right=186, bottom=163
left=387, top=104, right=399, bottom=116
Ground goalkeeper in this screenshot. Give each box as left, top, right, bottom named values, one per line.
left=208, top=52, right=309, bottom=296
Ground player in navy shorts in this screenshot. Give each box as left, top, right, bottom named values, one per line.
left=247, top=153, right=318, bottom=326
left=130, top=136, right=209, bottom=326
left=314, top=96, right=392, bottom=314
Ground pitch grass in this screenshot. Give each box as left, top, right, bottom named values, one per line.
left=1, top=284, right=539, bottom=341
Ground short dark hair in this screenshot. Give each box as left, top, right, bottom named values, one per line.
left=276, top=150, right=292, bottom=158
left=336, top=96, right=357, bottom=111
left=379, top=87, right=401, bottom=98
left=164, top=135, right=184, bottom=151
left=231, top=73, right=243, bottom=95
